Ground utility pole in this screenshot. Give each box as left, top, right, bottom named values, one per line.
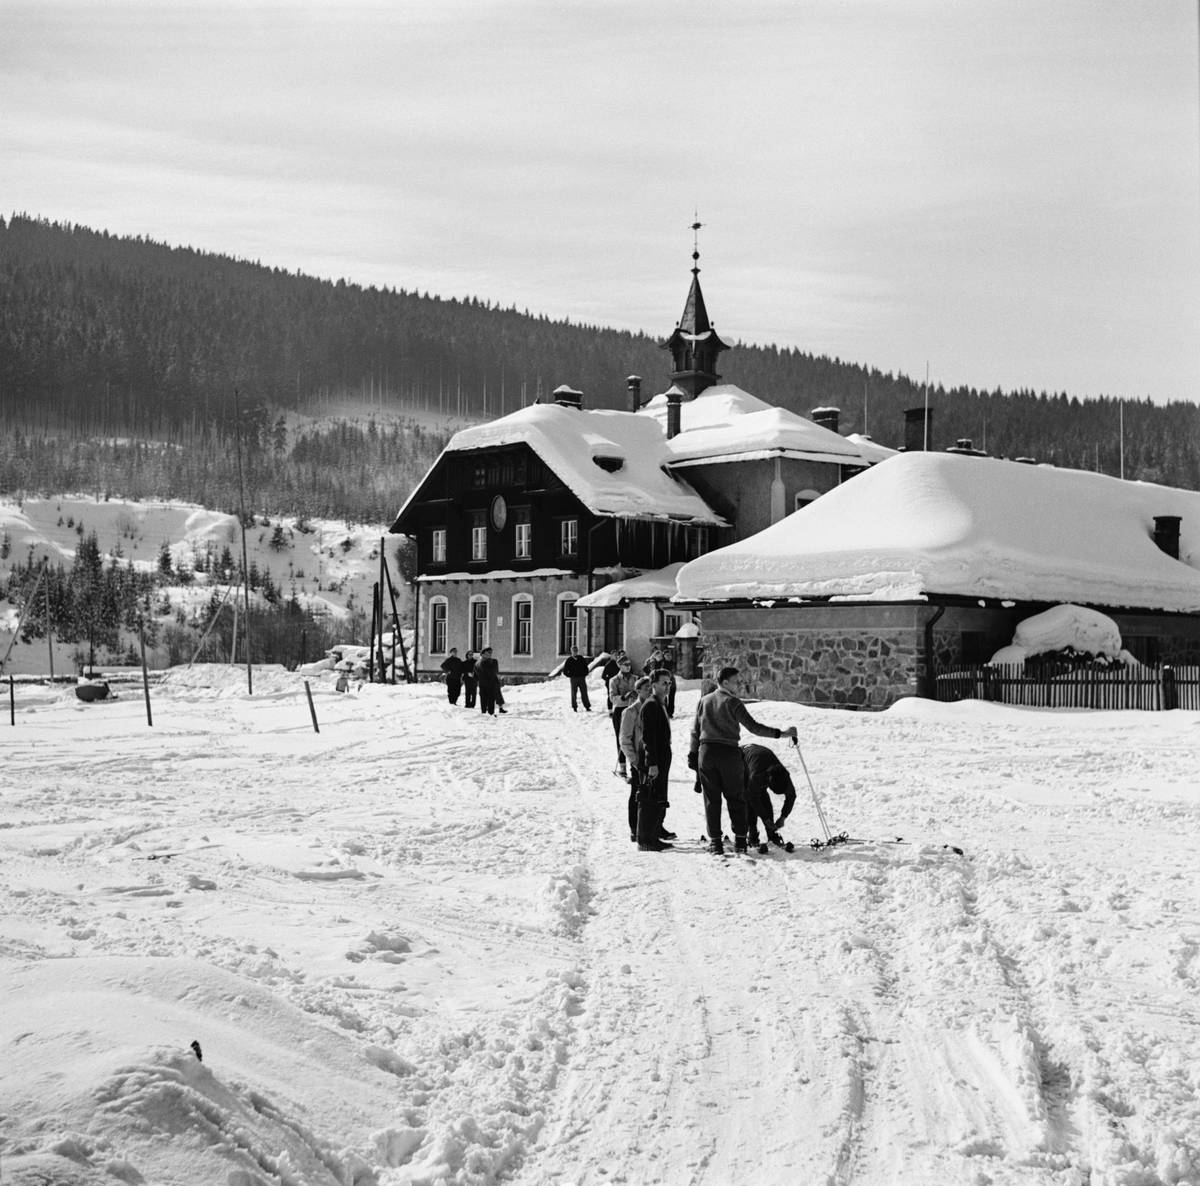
left=233, top=387, right=254, bottom=695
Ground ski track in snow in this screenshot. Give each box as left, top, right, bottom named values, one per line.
left=1, top=672, right=1199, bottom=1185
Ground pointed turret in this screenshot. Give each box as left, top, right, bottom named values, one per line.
left=662, top=222, right=729, bottom=403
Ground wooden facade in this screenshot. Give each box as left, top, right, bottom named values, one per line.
left=396, top=438, right=715, bottom=679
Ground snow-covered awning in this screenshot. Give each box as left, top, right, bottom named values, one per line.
left=575, top=563, right=685, bottom=609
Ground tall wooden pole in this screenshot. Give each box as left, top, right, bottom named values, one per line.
left=45, top=575, right=54, bottom=682
left=233, top=387, right=254, bottom=694
left=138, top=618, right=153, bottom=727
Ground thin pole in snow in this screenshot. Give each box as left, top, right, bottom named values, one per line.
left=1119, top=400, right=1125, bottom=479
left=304, top=679, right=320, bottom=732
left=233, top=387, right=254, bottom=695
left=138, top=618, right=153, bottom=727
left=923, top=362, right=930, bottom=451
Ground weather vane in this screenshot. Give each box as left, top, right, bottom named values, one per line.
left=691, top=211, right=702, bottom=273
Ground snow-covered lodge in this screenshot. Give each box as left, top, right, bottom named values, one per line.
left=391, top=257, right=1200, bottom=706
left=391, top=255, right=878, bottom=679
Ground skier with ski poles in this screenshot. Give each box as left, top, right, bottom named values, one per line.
left=687, top=666, right=797, bottom=855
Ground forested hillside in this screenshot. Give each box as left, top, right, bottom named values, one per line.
left=2, top=214, right=1198, bottom=497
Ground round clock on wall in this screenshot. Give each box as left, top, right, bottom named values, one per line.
left=490, top=494, right=507, bottom=531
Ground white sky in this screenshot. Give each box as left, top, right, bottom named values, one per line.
left=4, top=0, right=1199, bottom=403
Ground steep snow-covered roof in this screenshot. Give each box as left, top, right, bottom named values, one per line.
left=640, top=384, right=869, bottom=467
left=575, top=563, right=685, bottom=609
left=398, top=403, right=725, bottom=526
left=675, top=452, right=1200, bottom=611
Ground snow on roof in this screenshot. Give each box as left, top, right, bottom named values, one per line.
left=640, top=384, right=870, bottom=467
left=675, top=452, right=1200, bottom=611
left=845, top=432, right=900, bottom=464
left=397, top=403, right=726, bottom=526
left=574, top=563, right=685, bottom=609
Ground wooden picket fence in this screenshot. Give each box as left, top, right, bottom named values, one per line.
left=934, top=663, right=1200, bottom=711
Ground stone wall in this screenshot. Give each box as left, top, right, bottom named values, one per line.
left=696, top=605, right=932, bottom=710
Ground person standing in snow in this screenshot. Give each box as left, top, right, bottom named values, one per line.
left=440, top=647, right=465, bottom=705
left=607, top=655, right=638, bottom=779
left=742, top=742, right=796, bottom=853
left=560, top=644, right=593, bottom=712
left=476, top=647, right=506, bottom=715
left=636, top=669, right=675, bottom=850
left=620, top=676, right=653, bottom=840
left=688, top=667, right=797, bottom=855
left=644, top=646, right=677, bottom=718
left=461, top=650, right=478, bottom=709
left=600, top=649, right=627, bottom=711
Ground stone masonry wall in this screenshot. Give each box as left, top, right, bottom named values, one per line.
left=700, top=623, right=922, bottom=710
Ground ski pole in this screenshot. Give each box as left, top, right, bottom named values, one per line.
left=790, top=738, right=832, bottom=842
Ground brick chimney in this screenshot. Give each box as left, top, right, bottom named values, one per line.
left=1153, top=515, right=1181, bottom=559
left=552, top=384, right=583, bottom=410
left=664, top=386, right=684, bottom=439
left=903, top=406, right=933, bottom=452
left=810, top=406, right=840, bottom=433
left=626, top=375, right=642, bottom=413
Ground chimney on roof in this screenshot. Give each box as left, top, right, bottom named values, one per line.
left=626, top=375, right=642, bottom=413
left=903, top=406, right=933, bottom=452
left=1153, top=515, right=1181, bottom=560
left=810, top=406, right=840, bottom=433
left=946, top=437, right=988, bottom=457
left=666, top=392, right=682, bottom=440
left=552, top=384, right=583, bottom=410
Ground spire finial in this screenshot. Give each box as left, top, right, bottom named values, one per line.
left=691, top=211, right=702, bottom=274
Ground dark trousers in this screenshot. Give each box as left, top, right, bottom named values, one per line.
left=569, top=677, right=591, bottom=711
left=637, top=760, right=670, bottom=844
left=610, top=707, right=626, bottom=767
left=463, top=678, right=477, bottom=708
left=627, top=766, right=641, bottom=837
left=745, top=786, right=776, bottom=843
left=446, top=676, right=461, bottom=705
left=479, top=686, right=497, bottom=715
left=698, top=743, right=748, bottom=841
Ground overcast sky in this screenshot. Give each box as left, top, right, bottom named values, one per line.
left=4, top=0, right=1198, bottom=404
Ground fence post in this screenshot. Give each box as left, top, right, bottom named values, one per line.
left=1162, top=665, right=1177, bottom=711
left=304, top=679, right=320, bottom=733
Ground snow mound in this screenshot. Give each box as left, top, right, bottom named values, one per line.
left=1012, top=604, right=1122, bottom=657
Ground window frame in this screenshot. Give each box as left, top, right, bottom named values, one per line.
left=429, top=597, right=448, bottom=655
left=470, top=510, right=487, bottom=563
left=512, top=595, right=533, bottom=656
left=559, top=517, right=579, bottom=558
left=557, top=592, right=580, bottom=656
left=469, top=596, right=489, bottom=653
left=430, top=527, right=447, bottom=566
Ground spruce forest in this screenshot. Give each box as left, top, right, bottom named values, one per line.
left=2, top=213, right=1199, bottom=517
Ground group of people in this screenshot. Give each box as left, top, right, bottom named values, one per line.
left=562, top=651, right=797, bottom=857
left=439, top=647, right=507, bottom=715
left=443, top=644, right=799, bottom=856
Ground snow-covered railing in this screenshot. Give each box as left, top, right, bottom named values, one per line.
left=934, top=663, right=1200, bottom=711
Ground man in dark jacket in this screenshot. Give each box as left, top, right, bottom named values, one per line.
left=476, top=647, right=506, bottom=715
left=461, top=651, right=478, bottom=708
left=688, top=666, right=797, bottom=855
left=636, top=668, right=674, bottom=851
left=742, top=742, right=796, bottom=852
left=560, top=645, right=592, bottom=711
left=440, top=648, right=464, bottom=705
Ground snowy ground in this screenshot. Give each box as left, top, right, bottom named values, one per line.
left=2, top=671, right=1198, bottom=1186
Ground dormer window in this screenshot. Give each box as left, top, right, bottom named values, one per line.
left=593, top=454, right=624, bottom=473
